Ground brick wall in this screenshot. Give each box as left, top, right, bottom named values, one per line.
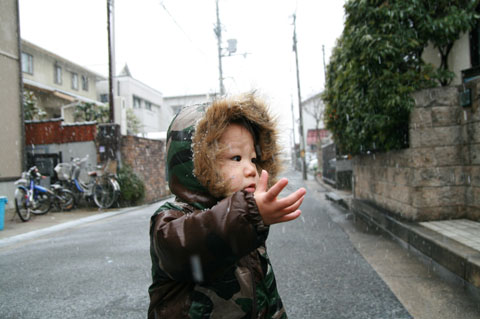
left=25, top=119, right=96, bottom=145
left=354, top=86, right=480, bottom=221
left=120, top=136, right=169, bottom=203
left=25, top=120, right=169, bottom=204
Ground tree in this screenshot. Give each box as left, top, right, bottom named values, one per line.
left=303, top=94, right=325, bottom=171
left=126, top=108, right=142, bottom=135
left=323, top=0, right=478, bottom=155
left=23, top=89, right=46, bottom=121
left=303, top=94, right=324, bottom=143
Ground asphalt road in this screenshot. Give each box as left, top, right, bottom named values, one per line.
left=0, top=205, right=153, bottom=318
left=269, top=170, right=411, bottom=319
left=5, top=168, right=470, bottom=318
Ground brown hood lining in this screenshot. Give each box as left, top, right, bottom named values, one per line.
left=192, top=93, right=281, bottom=198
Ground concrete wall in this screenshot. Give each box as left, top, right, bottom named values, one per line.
left=0, top=0, right=23, bottom=208
left=120, top=136, right=169, bottom=203
left=354, top=85, right=480, bottom=221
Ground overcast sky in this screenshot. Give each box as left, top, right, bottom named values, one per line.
left=19, top=0, right=346, bottom=144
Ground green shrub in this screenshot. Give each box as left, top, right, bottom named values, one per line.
left=117, top=165, right=145, bottom=206
left=323, top=0, right=478, bottom=156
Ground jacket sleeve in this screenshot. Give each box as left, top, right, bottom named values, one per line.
left=151, top=191, right=268, bottom=282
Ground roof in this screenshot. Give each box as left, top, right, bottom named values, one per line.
left=23, top=78, right=105, bottom=106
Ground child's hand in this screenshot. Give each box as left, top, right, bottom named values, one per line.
left=254, top=170, right=306, bottom=225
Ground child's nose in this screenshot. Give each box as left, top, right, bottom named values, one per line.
left=244, top=161, right=257, bottom=177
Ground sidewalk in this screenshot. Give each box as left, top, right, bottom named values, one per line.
left=0, top=205, right=131, bottom=248
left=318, top=176, right=480, bottom=301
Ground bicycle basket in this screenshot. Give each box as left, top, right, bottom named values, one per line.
left=55, top=163, right=73, bottom=181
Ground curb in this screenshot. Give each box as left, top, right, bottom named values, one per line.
left=325, top=192, right=349, bottom=210
left=349, top=199, right=480, bottom=300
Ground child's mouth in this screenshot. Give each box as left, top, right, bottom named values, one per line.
left=244, top=184, right=256, bottom=192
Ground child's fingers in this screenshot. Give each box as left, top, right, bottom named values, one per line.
left=276, top=210, right=302, bottom=223
left=279, top=195, right=305, bottom=214
left=276, top=188, right=306, bottom=210
left=265, top=178, right=289, bottom=201
left=256, top=170, right=269, bottom=193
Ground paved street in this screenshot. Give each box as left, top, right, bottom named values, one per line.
left=0, top=169, right=479, bottom=318
left=269, top=171, right=410, bottom=319
left=0, top=205, right=153, bottom=318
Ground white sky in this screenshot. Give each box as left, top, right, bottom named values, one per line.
left=19, top=0, right=346, bottom=145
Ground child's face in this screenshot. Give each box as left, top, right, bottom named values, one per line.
left=218, top=123, right=259, bottom=194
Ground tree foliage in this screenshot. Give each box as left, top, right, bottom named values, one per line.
left=323, top=0, right=478, bottom=155
left=126, top=108, right=142, bottom=135
left=117, top=164, right=145, bottom=206
left=23, top=89, right=46, bottom=121
left=74, top=102, right=110, bottom=123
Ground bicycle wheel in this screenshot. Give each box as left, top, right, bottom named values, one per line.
left=31, top=193, right=51, bottom=215
left=57, top=189, right=75, bottom=211
left=14, top=188, right=31, bottom=222
left=93, top=178, right=117, bottom=208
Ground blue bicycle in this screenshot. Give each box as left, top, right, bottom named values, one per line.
left=55, top=156, right=120, bottom=209
left=14, top=166, right=75, bottom=222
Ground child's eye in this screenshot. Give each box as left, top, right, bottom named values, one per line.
left=251, top=158, right=257, bottom=164
left=231, top=156, right=241, bottom=162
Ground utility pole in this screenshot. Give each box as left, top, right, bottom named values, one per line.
left=107, top=0, right=115, bottom=122
left=214, top=0, right=225, bottom=95
left=292, top=13, right=307, bottom=180
left=322, top=44, right=327, bottom=86
left=290, top=96, right=297, bottom=168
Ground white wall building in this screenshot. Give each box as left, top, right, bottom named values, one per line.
left=97, top=66, right=174, bottom=136
left=163, top=93, right=218, bottom=115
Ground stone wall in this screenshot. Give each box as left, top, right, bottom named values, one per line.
left=120, top=136, right=169, bottom=203
left=354, top=86, right=479, bottom=221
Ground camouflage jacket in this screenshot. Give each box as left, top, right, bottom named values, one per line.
left=148, top=95, right=286, bottom=318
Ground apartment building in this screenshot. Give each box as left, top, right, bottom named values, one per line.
left=20, top=39, right=105, bottom=119
left=97, top=65, right=173, bottom=135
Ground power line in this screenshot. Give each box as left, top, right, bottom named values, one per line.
left=157, top=1, right=210, bottom=59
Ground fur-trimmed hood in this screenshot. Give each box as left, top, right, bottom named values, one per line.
left=165, top=93, right=281, bottom=209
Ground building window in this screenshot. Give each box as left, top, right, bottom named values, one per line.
left=469, top=4, right=480, bottom=67
left=54, top=65, right=62, bottom=84
left=21, top=52, right=33, bottom=74
left=71, top=72, right=78, bottom=90
left=81, top=75, right=89, bottom=91
left=145, top=101, right=152, bottom=110
left=100, top=94, right=109, bottom=103
left=133, top=96, right=142, bottom=108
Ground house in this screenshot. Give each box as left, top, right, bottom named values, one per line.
left=163, top=93, right=218, bottom=115
left=0, top=0, right=23, bottom=208
left=301, top=92, right=330, bottom=158
left=96, top=65, right=173, bottom=136
left=20, top=39, right=106, bottom=119
left=423, top=33, right=477, bottom=86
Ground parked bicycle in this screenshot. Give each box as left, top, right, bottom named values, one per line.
left=14, top=166, right=75, bottom=222
left=54, top=155, right=120, bottom=209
